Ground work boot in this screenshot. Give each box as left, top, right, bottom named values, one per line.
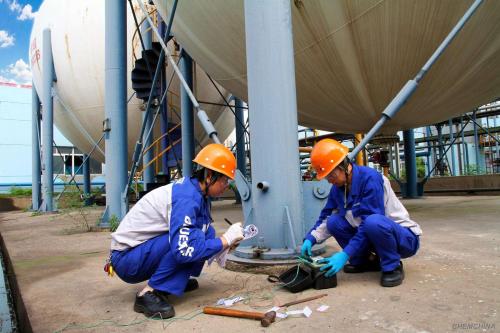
left=380, top=262, right=404, bottom=287
left=343, top=258, right=381, bottom=273
left=134, top=290, right=175, bottom=319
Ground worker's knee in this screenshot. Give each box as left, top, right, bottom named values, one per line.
left=326, top=214, right=352, bottom=235
left=362, top=214, right=388, bottom=235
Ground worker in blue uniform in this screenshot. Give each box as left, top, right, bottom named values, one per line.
left=109, top=144, right=244, bottom=318
left=301, top=139, right=422, bottom=287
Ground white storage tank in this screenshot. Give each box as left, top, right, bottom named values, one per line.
left=154, top=0, right=500, bottom=133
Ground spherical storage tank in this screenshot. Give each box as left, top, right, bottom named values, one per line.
left=30, top=0, right=235, bottom=165
left=154, top=0, right=500, bottom=133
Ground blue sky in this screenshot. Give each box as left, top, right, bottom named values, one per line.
left=0, top=0, right=42, bottom=84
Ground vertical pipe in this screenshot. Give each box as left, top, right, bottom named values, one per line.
left=141, top=19, right=154, bottom=190
left=234, top=98, right=246, bottom=204
left=403, top=129, right=418, bottom=198
left=395, top=140, right=401, bottom=178
left=448, top=119, right=456, bottom=176
left=495, top=116, right=499, bottom=173
left=31, top=85, right=41, bottom=210
left=354, top=134, right=364, bottom=165
left=437, top=124, right=445, bottom=176
left=486, top=116, right=491, bottom=174
left=41, top=29, right=54, bottom=212
left=473, top=110, right=481, bottom=173
left=83, top=154, right=91, bottom=206
left=455, top=122, right=463, bottom=175
left=180, top=50, right=194, bottom=177
left=242, top=0, right=303, bottom=253
left=235, top=98, right=246, bottom=177
left=461, top=116, right=468, bottom=174
left=103, top=0, right=128, bottom=223
left=159, top=19, right=170, bottom=177
left=388, top=145, right=394, bottom=174
left=426, top=127, right=432, bottom=176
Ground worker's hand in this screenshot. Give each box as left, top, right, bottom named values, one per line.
left=318, top=251, right=349, bottom=277
left=222, top=222, right=244, bottom=247
left=301, top=239, right=313, bottom=257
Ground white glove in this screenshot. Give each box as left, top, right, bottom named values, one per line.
left=222, top=222, right=244, bottom=246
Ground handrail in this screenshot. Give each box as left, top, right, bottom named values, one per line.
left=143, top=122, right=181, bottom=153
left=138, top=138, right=182, bottom=175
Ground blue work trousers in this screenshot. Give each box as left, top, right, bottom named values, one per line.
left=111, top=233, right=204, bottom=296
left=327, top=214, right=419, bottom=271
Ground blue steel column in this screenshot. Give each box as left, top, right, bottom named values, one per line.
left=180, top=50, right=194, bottom=177
left=473, top=110, right=480, bottom=172
left=103, top=0, right=127, bottom=224
left=240, top=0, right=303, bottom=257
left=31, top=85, right=41, bottom=210
left=83, top=154, right=91, bottom=206
left=448, top=119, right=456, bottom=175
left=141, top=20, right=154, bottom=190
left=403, top=129, right=418, bottom=198
left=41, top=28, right=54, bottom=212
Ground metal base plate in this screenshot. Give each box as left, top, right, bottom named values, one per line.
left=230, top=243, right=326, bottom=264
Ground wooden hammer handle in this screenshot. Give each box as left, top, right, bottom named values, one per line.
left=279, top=293, right=328, bottom=307
left=203, top=307, right=264, bottom=320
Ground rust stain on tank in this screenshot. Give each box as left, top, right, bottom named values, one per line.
left=64, top=34, right=71, bottom=60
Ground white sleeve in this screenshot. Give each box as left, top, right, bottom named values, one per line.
left=311, top=219, right=331, bottom=243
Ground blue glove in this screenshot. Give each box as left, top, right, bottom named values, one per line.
left=319, top=251, right=349, bottom=277
left=301, top=239, right=313, bottom=257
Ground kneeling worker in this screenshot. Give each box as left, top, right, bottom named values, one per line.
left=109, top=144, right=244, bottom=318
left=301, top=139, right=422, bottom=287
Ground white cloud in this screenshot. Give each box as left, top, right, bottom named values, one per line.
left=8, top=0, right=20, bottom=12
left=3, top=1, right=36, bottom=20
left=0, top=30, right=15, bottom=48
left=6, top=59, right=32, bottom=84
left=17, top=4, right=36, bottom=20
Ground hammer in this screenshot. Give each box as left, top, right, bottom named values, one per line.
left=203, top=306, right=276, bottom=327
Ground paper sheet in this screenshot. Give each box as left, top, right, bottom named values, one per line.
left=208, top=224, right=259, bottom=268
left=316, top=305, right=329, bottom=312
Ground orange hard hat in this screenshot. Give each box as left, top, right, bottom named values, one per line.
left=193, top=143, right=236, bottom=180
left=310, top=139, right=349, bottom=180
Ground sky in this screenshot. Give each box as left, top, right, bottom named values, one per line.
left=0, top=0, right=42, bottom=85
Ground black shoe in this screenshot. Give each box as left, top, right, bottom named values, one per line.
left=134, top=291, right=175, bottom=319
left=343, top=259, right=381, bottom=273
left=156, top=278, right=199, bottom=301
left=381, top=262, right=404, bottom=287
left=184, top=278, right=199, bottom=292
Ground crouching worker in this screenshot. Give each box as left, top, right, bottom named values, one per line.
left=109, top=144, right=244, bottom=318
left=301, top=139, right=422, bottom=287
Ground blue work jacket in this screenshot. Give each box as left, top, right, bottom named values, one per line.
left=305, top=164, right=385, bottom=255
left=169, top=177, right=223, bottom=263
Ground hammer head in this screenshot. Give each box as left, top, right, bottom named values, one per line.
left=260, top=311, right=276, bottom=327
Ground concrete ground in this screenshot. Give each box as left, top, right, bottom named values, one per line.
left=0, top=196, right=498, bottom=333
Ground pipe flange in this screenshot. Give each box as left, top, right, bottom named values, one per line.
left=313, top=185, right=329, bottom=199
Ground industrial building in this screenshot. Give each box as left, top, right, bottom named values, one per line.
left=0, top=0, right=498, bottom=332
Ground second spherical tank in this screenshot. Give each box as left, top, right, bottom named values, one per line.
left=30, top=0, right=235, bottom=165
